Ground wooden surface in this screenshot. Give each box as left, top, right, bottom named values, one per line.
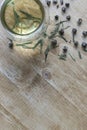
left=0, top=0, right=87, bottom=130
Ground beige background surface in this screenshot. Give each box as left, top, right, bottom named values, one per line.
left=0, top=0, right=87, bottom=130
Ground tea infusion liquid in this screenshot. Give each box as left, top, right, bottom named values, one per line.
left=4, top=0, right=43, bottom=35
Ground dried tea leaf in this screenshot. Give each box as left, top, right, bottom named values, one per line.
left=16, top=39, right=44, bottom=54
left=58, top=54, right=66, bottom=60
left=44, top=45, right=50, bottom=62
left=20, top=10, right=41, bottom=23
left=78, top=51, right=82, bottom=59
left=16, top=42, right=32, bottom=46
left=13, top=8, right=20, bottom=29
left=69, top=53, right=76, bottom=62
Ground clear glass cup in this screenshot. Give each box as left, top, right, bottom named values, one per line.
left=0, top=0, right=49, bottom=43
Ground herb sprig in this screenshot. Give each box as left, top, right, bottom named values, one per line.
left=16, top=19, right=69, bottom=62
left=16, top=39, right=44, bottom=53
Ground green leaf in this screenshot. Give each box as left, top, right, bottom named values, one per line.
left=44, top=45, right=51, bottom=62
left=22, top=46, right=33, bottom=49
left=49, top=20, right=68, bottom=39
left=40, top=40, right=44, bottom=53
left=69, top=53, right=76, bottom=62
left=17, top=39, right=44, bottom=52
left=13, top=8, right=20, bottom=29
left=20, top=10, right=41, bottom=23
left=58, top=35, right=68, bottom=42
left=43, top=32, right=48, bottom=38
left=58, top=54, right=66, bottom=60
left=23, top=42, right=32, bottom=45
left=33, top=39, right=44, bottom=49
left=49, top=29, right=57, bottom=39
left=56, top=20, right=67, bottom=26
left=78, top=51, right=82, bottom=59
left=16, top=44, right=25, bottom=47
left=52, top=34, right=68, bottom=42
left=16, top=42, right=32, bottom=46
left=63, top=26, right=71, bottom=30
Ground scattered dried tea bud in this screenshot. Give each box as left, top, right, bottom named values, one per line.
left=74, top=41, right=79, bottom=48
left=65, top=3, right=70, bottom=8
left=63, top=46, right=68, bottom=53
left=59, top=54, right=66, bottom=60
left=66, top=15, right=71, bottom=21
left=82, top=31, right=87, bottom=37
left=53, top=0, right=58, bottom=5
left=81, top=42, right=87, bottom=50
left=8, top=38, right=13, bottom=49
left=9, top=42, right=13, bottom=49
left=59, top=29, right=64, bottom=36
left=72, top=28, right=77, bottom=42
left=60, top=0, right=63, bottom=5
left=56, top=4, right=59, bottom=8
left=72, top=28, right=77, bottom=35
left=55, top=15, right=59, bottom=20
left=77, top=18, right=82, bottom=26
left=47, top=0, right=51, bottom=7
left=51, top=39, right=57, bottom=48
left=62, top=7, right=66, bottom=13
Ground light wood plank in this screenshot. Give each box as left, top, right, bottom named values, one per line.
left=0, top=104, right=28, bottom=130
left=0, top=0, right=87, bottom=130
left=0, top=73, right=56, bottom=130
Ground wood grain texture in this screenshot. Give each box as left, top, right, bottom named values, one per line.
left=0, top=0, right=87, bottom=130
